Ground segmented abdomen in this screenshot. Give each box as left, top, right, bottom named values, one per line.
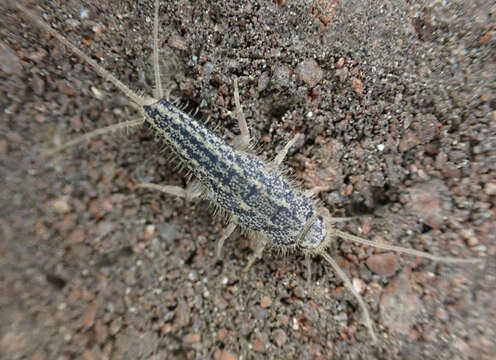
left=144, top=99, right=316, bottom=247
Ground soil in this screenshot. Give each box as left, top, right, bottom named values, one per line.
left=1, top=0, right=495, bottom=359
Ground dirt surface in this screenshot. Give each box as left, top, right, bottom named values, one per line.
left=1, top=0, right=495, bottom=359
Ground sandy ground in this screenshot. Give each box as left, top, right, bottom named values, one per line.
left=1, top=0, right=495, bottom=359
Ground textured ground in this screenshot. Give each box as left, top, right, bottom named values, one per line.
left=1, top=0, right=495, bottom=359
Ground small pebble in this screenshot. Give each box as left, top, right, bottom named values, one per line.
left=352, top=277, right=366, bottom=294
left=0, top=42, right=22, bottom=75
left=168, top=35, right=188, bottom=51
left=220, top=350, right=237, bottom=360
left=293, top=286, right=305, bottom=299
left=366, top=253, right=399, bottom=276
left=272, top=329, right=287, bottom=347
left=260, top=296, right=272, bottom=308
left=216, top=328, right=228, bottom=342
left=461, top=228, right=479, bottom=246
left=50, top=197, right=72, bottom=214
left=0, top=139, right=8, bottom=154
left=183, top=333, right=201, bottom=344
left=352, top=77, right=363, bottom=93
left=483, top=182, right=496, bottom=196
left=296, top=59, right=323, bottom=87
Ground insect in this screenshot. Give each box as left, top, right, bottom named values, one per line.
left=15, top=0, right=483, bottom=343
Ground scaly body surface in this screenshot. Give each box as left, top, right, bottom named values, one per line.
left=144, top=99, right=324, bottom=250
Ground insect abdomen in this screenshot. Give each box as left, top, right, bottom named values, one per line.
left=144, top=99, right=317, bottom=247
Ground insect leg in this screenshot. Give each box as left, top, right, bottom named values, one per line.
left=304, top=186, right=335, bottom=197
left=137, top=179, right=203, bottom=200
left=244, top=236, right=268, bottom=271
left=216, top=221, right=237, bottom=258
left=230, top=78, right=251, bottom=151
left=272, top=133, right=302, bottom=166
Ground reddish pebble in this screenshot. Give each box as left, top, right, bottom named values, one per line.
left=251, top=337, right=265, bottom=352
left=260, top=295, right=272, bottom=308
left=183, top=333, right=201, bottom=344
left=0, top=139, right=8, bottom=154
left=216, top=328, right=228, bottom=342
left=366, top=253, right=399, bottom=276
left=352, top=77, right=363, bottom=93
left=220, top=350, right=237, bottom=360
left=82, top=350, right=95, bottom=360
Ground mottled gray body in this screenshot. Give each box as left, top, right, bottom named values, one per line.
left=144, top=99, right=324, bottom=250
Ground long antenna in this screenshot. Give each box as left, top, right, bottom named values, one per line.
left=152, top=0, right=163, bottom=98
left=15, top=3, right=150, bottom=107
left=333, top=229, right=483, bottom=264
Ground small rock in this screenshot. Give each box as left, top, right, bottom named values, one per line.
left=296, top=59, right=323, bottom=87
left=157, top=222, right=181, bottom=241
left=460, top=228, right=479, bottom=246
left=453, top=338, right=471, bottom=358
left=168, top=34, right=188, bottom=51
left=56, top=80, right=78, bottom=96
left=416, top=114, right=439, bottom=143
left=251, top=333, right=267, bottom=352
left=352, top=277, right=366, bottom=294
left=109, top=317, right=122, bottom=335
left=408, top=325, right=422, bottom=341
left=67, top=228, right=86, bottom=244
left=220, top=350, right=237, bottom=360
left=351, top=77, right=363, bottom=94
left=216, top=328, right=228, bottom=342
left=407, top=180, right=449, bottom=229
left=0, top=139, right=8, bottom=154
left=50, top=197, right=72, bottom=214
left=0, top=42, right=23, bottom=75
left=272, top=329, right=287, bottom=347
left=260, top=295, right=272, bottom=308
left=183, top=333, right=201, bottom=344
left=435, top=306, right=449, bottom=321
left=293, top=285, right=305, bottom=299
left=82, top=350, right=95, bottom=360
left=271, top=64, right=292, bottom=87
left=380, top=268, right=422, bottom=335
left=27, top=47, right=47, bottom=62
left=399, top=130, right=420, bottom=152
left=440, top=162, right=461, bottom=179
left=335, top=67, right=348, bottom=82
left=175, top=299, right=190, bottom=328
left=201, top=63, right=214, bottom=77
left=94, top=319, right=108, bottom=344
left=258, top=71, right=270, bottom=92
left=277, top=314, right=290, bottom=326
left=1, top=332, right=27, bottom=355
left=31, top=74, right=45, bottom=95
left=366, top=253, right=399, bottom=276
left=483, top=182, right=496, bottom=195
left=143, top=224, right=155, bottom=240
left=81, top=303, right=96, bottom=331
